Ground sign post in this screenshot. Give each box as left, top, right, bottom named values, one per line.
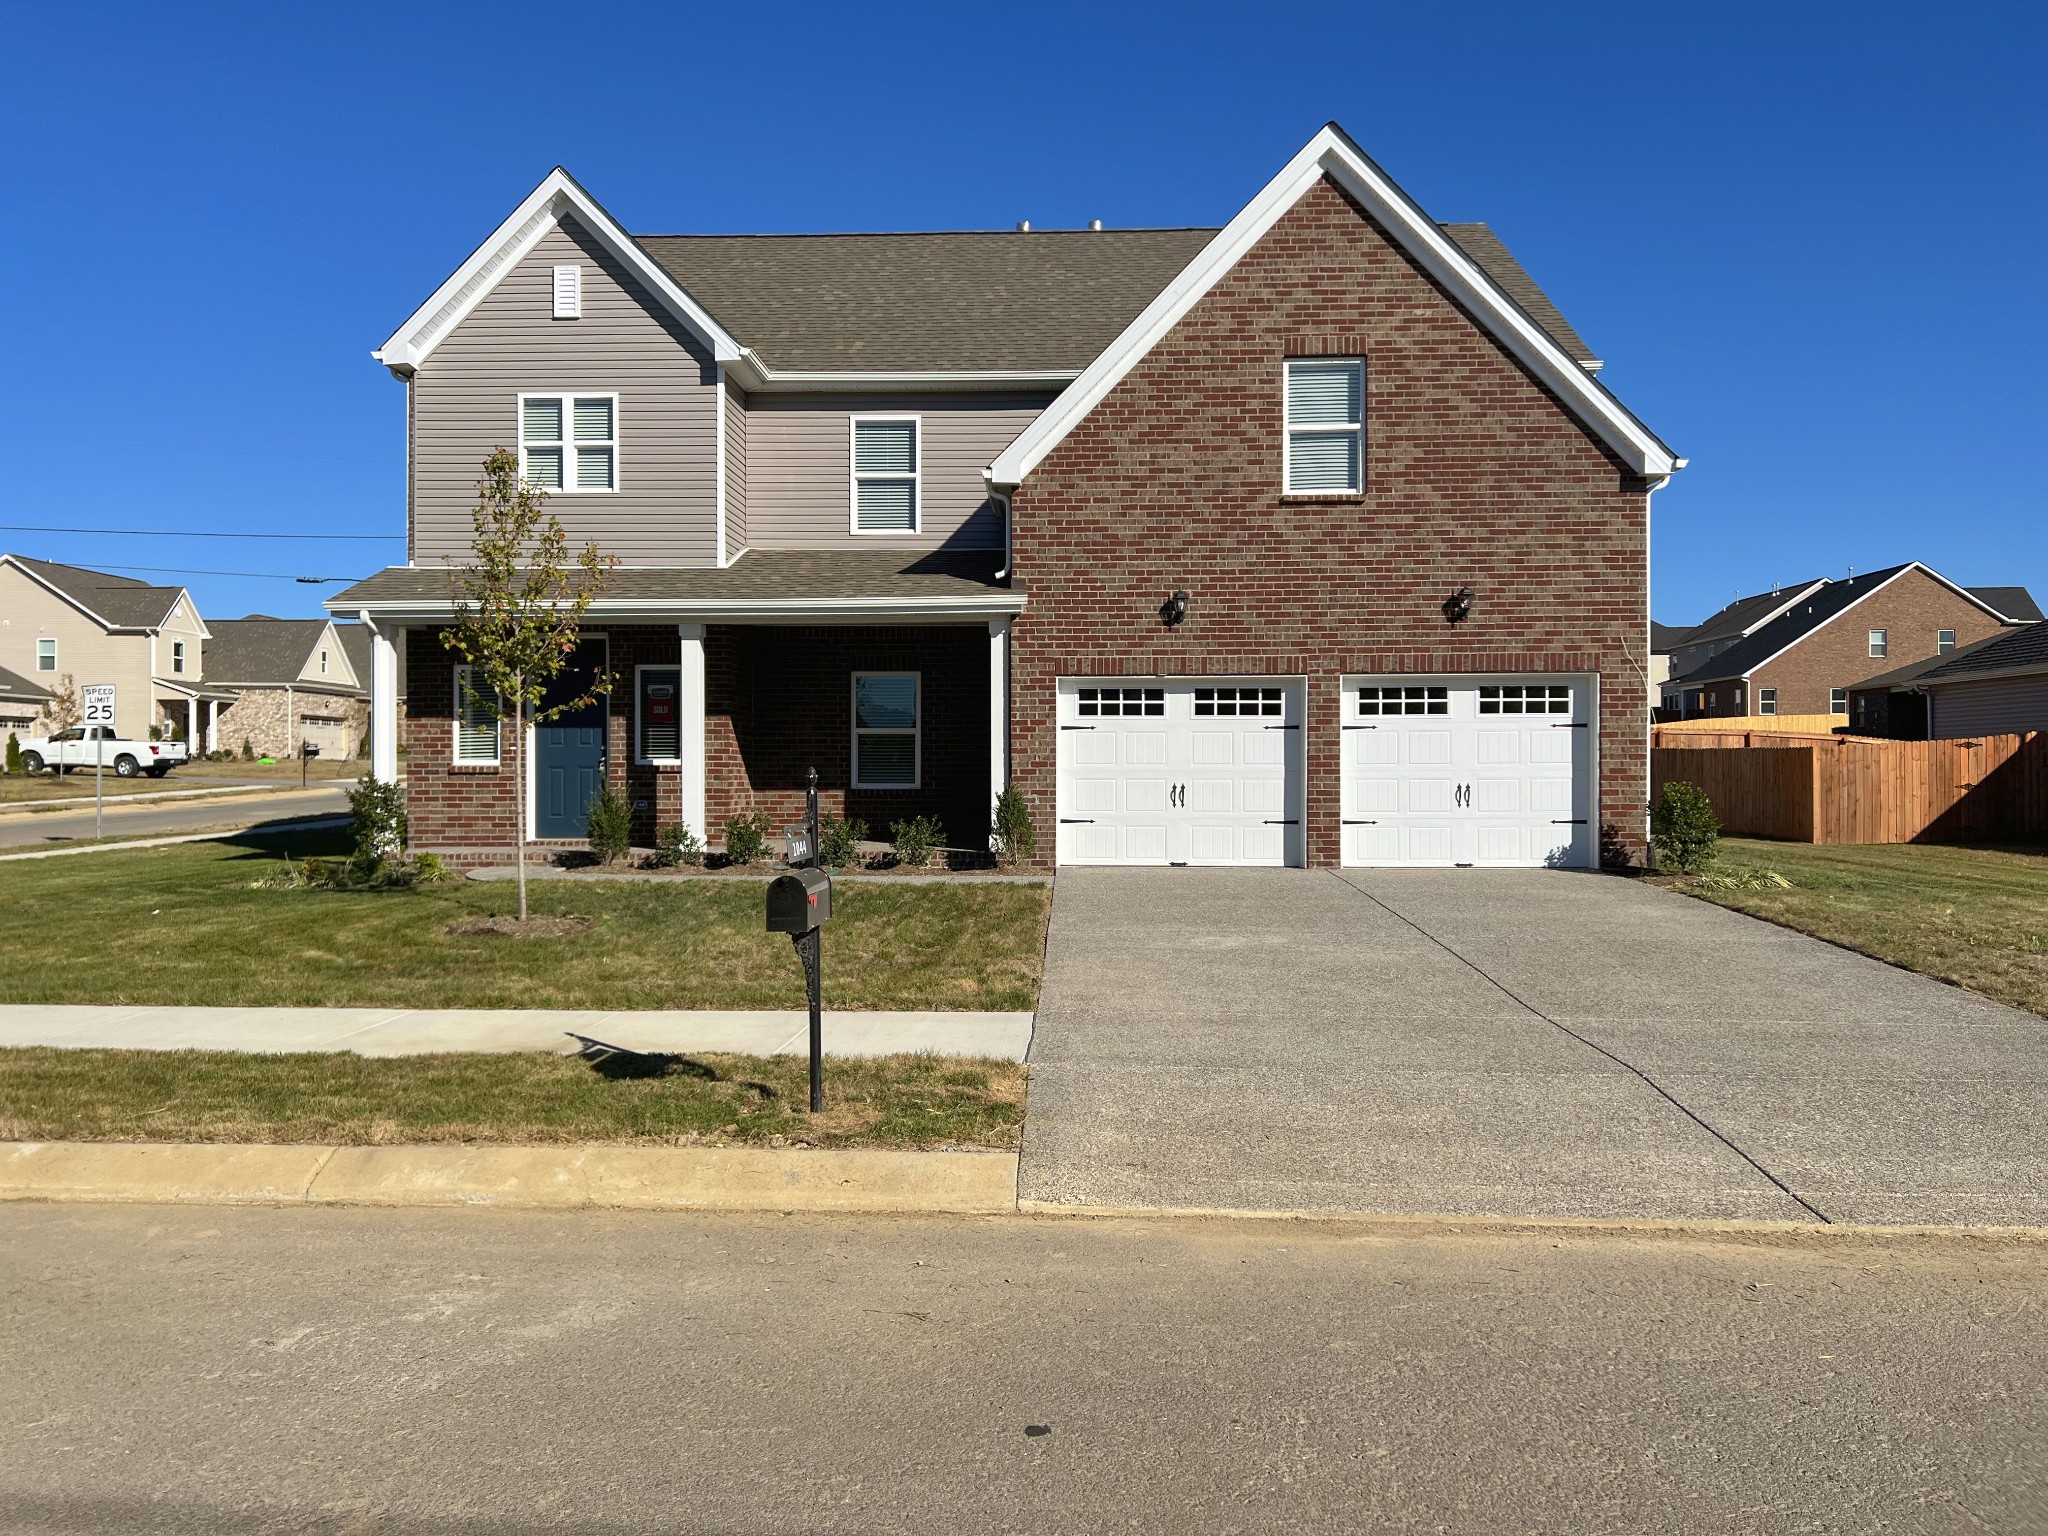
left=82, top=685, right=115, bottom=841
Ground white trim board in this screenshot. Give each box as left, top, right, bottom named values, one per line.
left=987, top=123, right=1683, bottom=488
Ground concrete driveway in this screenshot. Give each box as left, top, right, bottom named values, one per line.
left=1019, top=868, right=2048, bottom=1226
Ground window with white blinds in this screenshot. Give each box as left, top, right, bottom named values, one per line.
left=1284, top=358, right=1363, bottom=494
left=454, top=666, right=502, bottom=764
left=519, top=393, right=617, bottom=492
left=852, top=417, right=919, bottom=533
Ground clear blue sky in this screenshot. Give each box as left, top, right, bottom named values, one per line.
left=3, top=1, right=2041, bottom=627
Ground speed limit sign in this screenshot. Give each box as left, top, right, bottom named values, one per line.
left=82, top=685, right=116, bottom=726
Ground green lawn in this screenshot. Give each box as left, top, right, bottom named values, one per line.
left=1675, top=838, right=2048, bottom=1017
left=0, top=1046, right=1026, bottom=1149
left=0, top=830, right=1050, bottom=1011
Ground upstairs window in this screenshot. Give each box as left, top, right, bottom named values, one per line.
left=454, top=666, right=501, bottom=764
left=520, top=394, right=616, bottom=492
left=1831, top=687, right=1848, bottom=713
left=852, top=417, right=919, bottom=533
left=1757, top=687, right=1777, bottom=715
left=1937, top=628, right=1956, bottom=654
left=1868, top=628, right=1888, bottom=658
left=171, top=640, right=186, bottom=675
left=36, top=638, right=56, bottom=672
left=852, top=672, right=919, bottom=788
left=1284, top=358, right=1363, bottom=494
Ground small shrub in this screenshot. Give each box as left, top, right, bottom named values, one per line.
left=241, top=737, right=255, bottom=760
left=347, top=775, right=408, bottom=862
left=409, top=852, right=452, bottom=884
left=585, top=784, right=633, bottom=866
left=1650, top=781, right=1720, bottom=874
left=817, top=812, right=867, bottom=869
left=653, top=822, right=704, bottom=868
left=990, top=784, right=1036, bottom=867
left=722, top=807, right=774, bottom=865
left=889, top=814, right=946, bottom=869
left=148, top=725, right=163, bottom=742
left=1700, top=867, right=1792, bottom=892
left=4, top=732, right=18, bottom=776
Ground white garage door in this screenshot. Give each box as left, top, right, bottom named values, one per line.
left=300, top=716, right=351, bottom=760
left=1340, top=676, right=1594, bottom=868
left=1058, top=678, right=1304, bottom=866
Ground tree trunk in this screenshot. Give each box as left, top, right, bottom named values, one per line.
left=513, top=675, right=528, bottom=923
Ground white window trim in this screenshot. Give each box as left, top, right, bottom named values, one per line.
left=453, top=664, right=502, bottom=766
left=1831, top=687, right=1849, bottom=714
left=851, top=671, right=921, bottom=790
left=1757, top=687, right=1777, bottom=715
left=849, top=415, right=922, bottom=536
left=634, top=662, right=683, bottom=766
left=35, top=637, right=56, bottom=672
left=318, top=648, right=329, bottom=675
left=1281, top=357, right=1364, bottom=496
left=1868, top=628, right=1888, bottom=658
left=1937, top=628, right=1956, bottom=654
left=518, top=391, right=620, bottom=495
left=170, top=640, right=186, bottom=675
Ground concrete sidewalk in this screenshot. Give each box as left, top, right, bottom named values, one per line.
left=0, top=1004, right=1035, bottom=1061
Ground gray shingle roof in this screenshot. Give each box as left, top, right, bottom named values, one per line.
left=1850, top=630, right=2012, bottom=690
left=1674, top=581, right=1825, bottom=650
left=203, top=618, right=344, bottom=688
left=0, top=664, right=51, bottom=703
left=1649, top=621, right=1690, bottom=652
left=1917, top=620, right=2048, bottom=684
left=1967, top=586, right=2044, bottom=623
left=632, top=222, right=1596, bottom=375
left=331, top=549, right=1011, bottom=609
left=1670, top=565, right=1915, bottom=685
left=7, top=556, right=185, bottom=629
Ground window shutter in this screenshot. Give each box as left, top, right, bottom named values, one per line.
left=553, top=265, right=582, bottom=319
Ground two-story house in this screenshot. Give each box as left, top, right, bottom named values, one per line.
left=330, top=124, right=1683, bottom=869
left=0, top=555, right=226, bottom=745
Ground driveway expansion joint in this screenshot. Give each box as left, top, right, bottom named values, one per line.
left=1329, top=870, right=1832, bottom=1225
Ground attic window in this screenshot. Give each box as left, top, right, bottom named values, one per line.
left=171, top=640, right=186, bottom=675
left=553, top=265, right=582, bottom=320
left=319, top=648, right=329, bottom=675
left=1284, top=359, right=1364, bottom=494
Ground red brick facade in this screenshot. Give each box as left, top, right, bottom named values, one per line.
left=1006, top=176, right=1655, bottom=866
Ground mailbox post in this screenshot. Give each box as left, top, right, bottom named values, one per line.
left=765, top=768, right=829, bottom=1111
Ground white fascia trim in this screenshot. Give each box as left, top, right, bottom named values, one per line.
left=729, top=364, right=1081, bottom=393
left=1737, top=579, right=1832, bottom=637
left=987, top=124, right=1682, bottom=487
left=714, top=367, right=730, bottom=568
left=333, top=594, right=1028, bottom=624
left=374, top=168, right=745, bottom=373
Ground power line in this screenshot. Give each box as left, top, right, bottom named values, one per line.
left=0, top=524, right=400, bottom=542
left=87, top=564, right=363, bottom=584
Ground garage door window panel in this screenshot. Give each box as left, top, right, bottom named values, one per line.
left=853, top=672, right=919, bottom=789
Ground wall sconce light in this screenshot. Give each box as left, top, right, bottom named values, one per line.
left=1161, top=589, right=1189, bottom=627
left=1442, top=586, right=1475, bottom=625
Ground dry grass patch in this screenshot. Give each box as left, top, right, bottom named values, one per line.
left=1663, top=838, right=2048, bottom=1016
left=0, top=1046, right=1027, bottom=1150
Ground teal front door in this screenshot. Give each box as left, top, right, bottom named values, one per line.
left=535, top=640, right=608, bottom=839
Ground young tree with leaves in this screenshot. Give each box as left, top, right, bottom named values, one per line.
left=441, top=448, right=616, bottom=921
left=37, top=673, right=81, bottom=734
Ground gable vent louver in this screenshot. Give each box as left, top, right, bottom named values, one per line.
left=553, top=264, right=582, bottom=320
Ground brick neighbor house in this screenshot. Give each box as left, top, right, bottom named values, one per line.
left=330, top=124, right=1686, bottom=869
left=1660, top=565, right=2038, bottom=723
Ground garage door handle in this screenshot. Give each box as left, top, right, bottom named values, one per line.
left=1343, top=819, right=1376, bottom=825
left=1059, top=818, right=1095, bottom=824
left=1552, top=722, right=1588, bottom=729
left=1341, top=724, right=1378, bottom=730
left=1552, top=819, right=1587, bottom=825
left=1264, top=723, right=1299, bottom=730
left=1263, top=819, right=1299, bottom=825
left=1060, top=725, right=1096, bottom=731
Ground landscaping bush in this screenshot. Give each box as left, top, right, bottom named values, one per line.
left=4, top=732, right=18, bottom=776
left=1650, top=781, right=1720, bottom=874
left=817, top=811, right=868, bottom=869
left=652, top=823, right=704, bottom=868
left=241, top=738, right=255, bottom=760
left=585, top=784, right=633, bottom=866
left=990, top=784, right=1036, bottom=867
left=722, top=807, right=774, bottom=865
left=347, top=775, right=408, bottom=863
left=255, top=849, right=449, bottom=892
left=889, top=815, right=946, bottom=869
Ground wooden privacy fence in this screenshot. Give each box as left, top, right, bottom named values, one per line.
left=1650, top=731, right=2048, bottom=844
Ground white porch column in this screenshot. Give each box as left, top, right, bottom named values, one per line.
left=206, top=697, right=219, bottom=755
left=988, top=616, right=1011, bottom=807
left=366, top=616, right=399, bottom=783
left=678, top=623, right=707, bottom=841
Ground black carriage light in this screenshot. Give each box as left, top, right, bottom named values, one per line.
left=1442, top=586, right=1475, bottom=625
left=1161, top=589, right=1189, bottom=627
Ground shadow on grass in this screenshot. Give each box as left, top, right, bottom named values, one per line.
left=572, top=1037, right=778, bottom=1099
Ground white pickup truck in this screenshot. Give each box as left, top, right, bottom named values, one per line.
left=19, top=726, right=189, bottom=779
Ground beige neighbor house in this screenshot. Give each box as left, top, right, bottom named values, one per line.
left=0, top=555, right=230, bottom=746
left=0, top=664, right=52, bottom=738
left=203, top=617, right=371, bottom=759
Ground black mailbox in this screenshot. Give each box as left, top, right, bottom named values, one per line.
left=301, top=741, right=320, bottom=758
left=765, top=867, right=832, bottom=934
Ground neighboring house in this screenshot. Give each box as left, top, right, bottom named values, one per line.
left=330, top=124, right=1685, bottom=869
left=1656, top=581, right=1827, bottom=713
left=1648, top=620, right=1692, bottom=697
left=0, top=555, right=226, bottom=745
left=0, top=665, right=51, bottom=737
left=1844, top=631, right=2009, bottom=738
left=204, top=617, right=370, bottom=759
left=1662, top=564, right=2036, bottom=721
left=1913, top=621, right=2048, bottom=738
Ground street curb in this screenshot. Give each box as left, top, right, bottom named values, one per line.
left=1014, top=1199, right=2048, bottom=1243
left=0, top=1141, right=1019, bottom=1215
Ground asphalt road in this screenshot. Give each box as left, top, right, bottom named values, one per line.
left=0, top=784, right=350, bottom=848
left=4, top=1205, right=2044, bottom=1534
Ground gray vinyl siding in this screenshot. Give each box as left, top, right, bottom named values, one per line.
left=1929, top=675, right=2048, bottom=737
left=411, top=217, right=719, bottom=567
left=743, top=393, right=1052, bottom=551
left=724, top=377, right=748, bottom=552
